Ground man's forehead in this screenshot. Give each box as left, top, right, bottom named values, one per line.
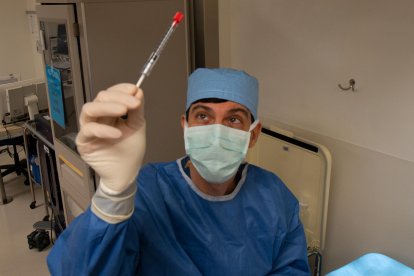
left=190, top=101, right=250, bottom=115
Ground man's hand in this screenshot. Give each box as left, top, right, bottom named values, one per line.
left=76, top=83, right=146, bottom=195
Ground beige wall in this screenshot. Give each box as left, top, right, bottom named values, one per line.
left=26, top=0, right=44, bottom=79
left=219, top=0, right=414, bottom=273
left=0, top=0, right=43, bottom=81
left=0, top=0, right=44, bottom=117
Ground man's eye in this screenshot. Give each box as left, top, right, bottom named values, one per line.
left=229, top=117, right=241, bottom=124
left=196, top=113, right=208, bottom=120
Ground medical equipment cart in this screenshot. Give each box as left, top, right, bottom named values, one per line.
left=248, top=123, right=332, bottom=276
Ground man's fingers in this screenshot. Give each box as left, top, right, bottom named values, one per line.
left=127, top=88, right=145, bottom=128
left=80, top=102, right=128, bottom=126
left=77, top=84, right=144, bottom=147
left=77, top=122, right=122, bottom=144
left=106, top=83, right=138, bottom=96
left=95, top=90, right=140, bottom=108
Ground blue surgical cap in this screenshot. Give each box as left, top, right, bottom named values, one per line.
left=186, top=68, right=259, bottom=119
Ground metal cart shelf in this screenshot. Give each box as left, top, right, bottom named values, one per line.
left=23, top=120, right=54, bottom=215
left=23, top=119, right=65, bottom=237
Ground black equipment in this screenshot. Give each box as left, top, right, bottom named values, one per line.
left=27, top=229, right=50, bottom=251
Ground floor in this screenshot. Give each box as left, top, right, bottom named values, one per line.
left=0, top=152, right=50, bottom=275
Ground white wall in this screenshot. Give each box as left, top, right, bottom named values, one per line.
left=25, top=0, right=44, bottom=79
left=0, top=0, right=41, bottom=80
left=0, top=0, right=43, bottom=117
left=219, top=0, right=414, bottom=272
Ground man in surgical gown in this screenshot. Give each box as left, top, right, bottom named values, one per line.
left=47, top=68, right=310, bottom=275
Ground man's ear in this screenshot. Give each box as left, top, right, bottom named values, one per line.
left=181, top=114, right=186, bottom=129
left=248, top=122, right=262, bottom=148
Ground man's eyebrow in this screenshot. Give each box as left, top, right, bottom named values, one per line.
left=227, top=108, right=249, bottom=118
left=190, top=104, right=213, bottom=113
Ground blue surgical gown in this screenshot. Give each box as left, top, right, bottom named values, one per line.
left=48, top=158, right=310, bottom=275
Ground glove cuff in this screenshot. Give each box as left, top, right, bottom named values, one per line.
left=91, top=181, right=136, bottom=224
left=99, top=177, right=137, bottom=196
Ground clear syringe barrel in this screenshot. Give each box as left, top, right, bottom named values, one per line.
left=136, top=12, right=184, bottom=88
left=138, top=24, right=179, bottom=84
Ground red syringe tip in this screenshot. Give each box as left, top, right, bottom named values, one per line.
left=173, top=12, right=184, bottom=25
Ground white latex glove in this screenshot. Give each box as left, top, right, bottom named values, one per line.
left=76, top=83, right=146, bottom=195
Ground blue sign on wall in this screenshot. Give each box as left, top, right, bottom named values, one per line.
left=45, top=65, right=65, bottom=128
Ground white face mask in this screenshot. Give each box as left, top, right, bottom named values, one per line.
left=184, top=121, right=259, bottom=184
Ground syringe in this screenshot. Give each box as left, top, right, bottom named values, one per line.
left=136, top=11, right=185, bottom=88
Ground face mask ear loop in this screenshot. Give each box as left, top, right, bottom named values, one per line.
left=243, top=120, right=260, bottom=155
left=249, top=120, right=260, bottom=132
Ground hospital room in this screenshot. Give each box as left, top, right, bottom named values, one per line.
left=1, top=0, right=413, bottom=275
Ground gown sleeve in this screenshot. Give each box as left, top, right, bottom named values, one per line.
left=46, top=176, right=143, bottom=276
left=271, top=203, right=310, bottom=275
left=47, top=208, right=140, bottom=275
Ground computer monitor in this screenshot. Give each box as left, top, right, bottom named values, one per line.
left=35, top=82, right=48, bottom=112
left=6, top=85, right=36, bottom=121
left=0, top=80, right=48, bottom=123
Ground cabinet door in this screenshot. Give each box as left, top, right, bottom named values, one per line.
left=37, top=4, right=83, bottom=149
left=37, top=4, right=95, bottom=225
left=80, top=0, right=192, bottom=163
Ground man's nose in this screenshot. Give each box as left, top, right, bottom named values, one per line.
left=213, top=116, right=226, bottom=126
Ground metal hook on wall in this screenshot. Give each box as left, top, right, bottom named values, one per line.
left=338, top=79, right=356, bottom=92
